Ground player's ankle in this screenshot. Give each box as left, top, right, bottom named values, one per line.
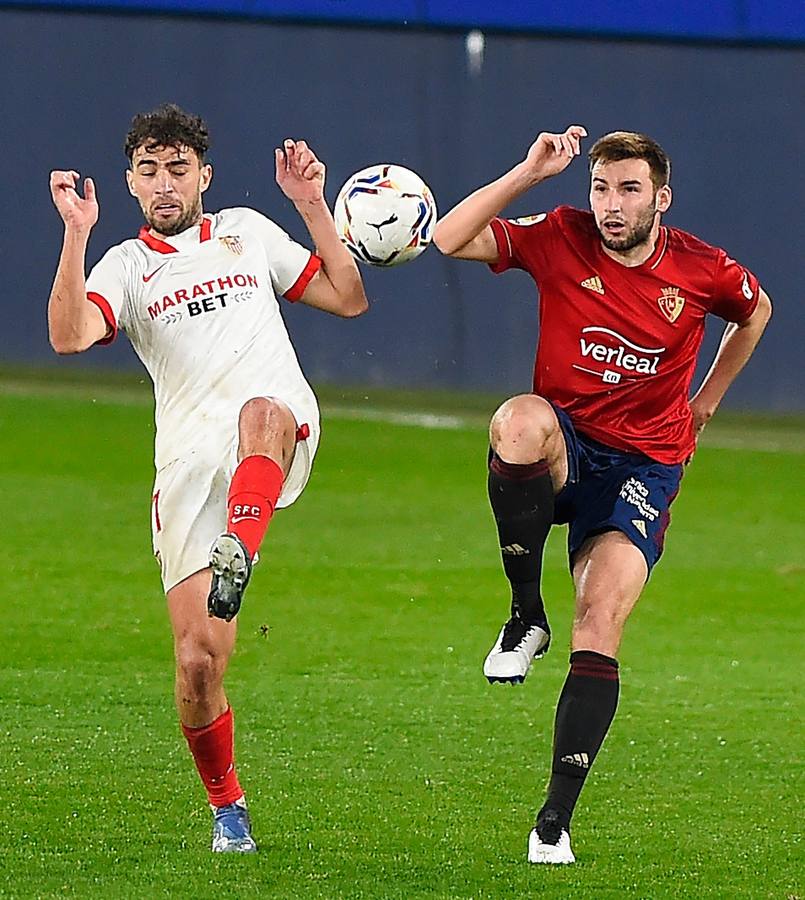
left=512, top=585, right=548, bottom=628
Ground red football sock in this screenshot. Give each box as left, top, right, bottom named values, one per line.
left=226, top=454, right=284, bottom=558
left=181, top=706, right=244, bottom=808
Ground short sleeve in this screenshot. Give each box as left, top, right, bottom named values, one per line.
left=85, top=246, right=130, bottom=344
left=709, top=251, right=760, bottom=323
left=488, top=211, right=556, bottom=276
left=241, top=208, right=321, bottom=301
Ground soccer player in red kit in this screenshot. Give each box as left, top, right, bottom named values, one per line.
left=433, top=127, right=771, bottom=863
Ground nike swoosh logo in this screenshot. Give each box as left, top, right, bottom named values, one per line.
left=143, top=262, right=169, bottom=283
left=231, top=515, right=259, bottom=524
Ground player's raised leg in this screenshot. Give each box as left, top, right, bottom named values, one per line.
left=207, top=397, right=297, bottom=621
left=484, top=394, right=568, bottom=684
left=169, top=570, right=257, bottom=852
left=529, top=531, right=646, bottom=863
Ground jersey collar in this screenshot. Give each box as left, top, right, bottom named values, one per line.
left=645, top=225, right=669, bottom=270
left=137, top=214, right=213, bottom=254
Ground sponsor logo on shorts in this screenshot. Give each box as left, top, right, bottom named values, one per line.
left=631, top=519, right=648, bottom=538
left=573, top=327, right=666, bottom=385
left=620, top=478, right=659, bottom=522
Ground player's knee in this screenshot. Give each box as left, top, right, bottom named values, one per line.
left=175, top=645, right=227, bottom=700
left=490, top=394, right=557, bottom=461
left=239, top=396, right=286, bottom=432
left=573, top=601, right=626, bottom=647
left=238, top=397, right=296, bottom=455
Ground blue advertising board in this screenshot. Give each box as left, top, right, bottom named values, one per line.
left=3, top=0, right=804, bottom=41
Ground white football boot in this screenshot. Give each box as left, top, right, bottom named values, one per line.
left=483, top=615, right=551, bottom=683
left=527, top=810, right=575, bottom=864
left=207, top=533, right=252, bottom=622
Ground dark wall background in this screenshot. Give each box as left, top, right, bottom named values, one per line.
left=1, top=9, right=803, bottom=410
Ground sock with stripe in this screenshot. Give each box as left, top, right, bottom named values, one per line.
left=181, top=705, right=244, bottom=808
left=226, top=454, right=284, bottom=559
left=540, top=650, right=620, bottom=828
left=487, top=452, right=554, bottom=626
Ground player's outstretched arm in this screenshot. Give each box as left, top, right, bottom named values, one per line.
left=689, top=288, right=773, bottom=437
left=433, top=125, right=587, bottom=262
left=48, top=170, right=109, bottom=353
left=275, top=140, right=368, bottom=318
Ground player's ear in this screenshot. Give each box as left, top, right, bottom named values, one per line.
left=125, top=169, right=137, bottom=198
left=200, top=163, right=213, bottom=194
left=656, top=184, right=672, bottom=213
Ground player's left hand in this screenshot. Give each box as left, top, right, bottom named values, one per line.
left=690, top=399, right=717, bottom=442
left=275, top=139, right=325, bottom=204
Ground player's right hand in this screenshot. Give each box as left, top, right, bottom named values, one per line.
left=523, top=126, right=587, bottom=181
left=49, top=170, right=99, bottom=232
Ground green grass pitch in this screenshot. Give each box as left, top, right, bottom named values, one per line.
left=0, top=374, right=802, bottom=899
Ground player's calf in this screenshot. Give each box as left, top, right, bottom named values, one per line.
left=485, top=449, right=556, bottom=683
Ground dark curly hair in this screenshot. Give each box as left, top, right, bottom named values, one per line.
left=125, top=103, right=210, bottom=163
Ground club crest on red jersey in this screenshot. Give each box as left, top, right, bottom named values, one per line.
left=219, top=235, right=244, bottom=255
left=658, top=287, right=685, bottom=323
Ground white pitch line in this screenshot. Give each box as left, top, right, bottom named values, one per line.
left=696, top=435, right=795, bottom=453
left=326, top=406, right=468, bottom=430
left=325, top=407, right=803, bottom=453
left=1, top=379, right=802, bottom=451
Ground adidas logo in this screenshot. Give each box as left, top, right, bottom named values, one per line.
left=631, top=519, right=647, bottom=538
left=560, top=752, right=590, bottom=769
left=501, top=543, right=529, bottom=556
left=581, top=275, right=604, bottom=295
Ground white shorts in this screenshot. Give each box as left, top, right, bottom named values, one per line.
left=150, top=414, right=319, bottom=593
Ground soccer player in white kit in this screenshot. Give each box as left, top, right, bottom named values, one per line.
left=47, top=104, right=368, bottom=852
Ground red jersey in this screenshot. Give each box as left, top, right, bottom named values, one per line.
left=489, top=206, right=759, bottom=464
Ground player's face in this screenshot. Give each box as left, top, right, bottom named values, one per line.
left=589, top=159, right=669, bottom=254
left=127, top=144, right=212, bottom=236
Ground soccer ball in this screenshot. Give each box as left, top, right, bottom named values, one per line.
left=333, top=164, right=437, bottom=267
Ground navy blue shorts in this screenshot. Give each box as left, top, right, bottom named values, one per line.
left=551, top=404, right=684, bottom=574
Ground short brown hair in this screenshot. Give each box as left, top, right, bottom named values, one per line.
left=588, top=131, right=670, bottom=190
left=125, top=103, right=210, bottom=163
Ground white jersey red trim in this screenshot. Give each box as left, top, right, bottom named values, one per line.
left=87, top=291, right=117, bottom=344
left=285, top=253, right=322, bottom=302
left=86, top=207, right=321, bottom=470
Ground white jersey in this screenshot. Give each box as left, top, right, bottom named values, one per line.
left=86, top=207, right=321, bottom=470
